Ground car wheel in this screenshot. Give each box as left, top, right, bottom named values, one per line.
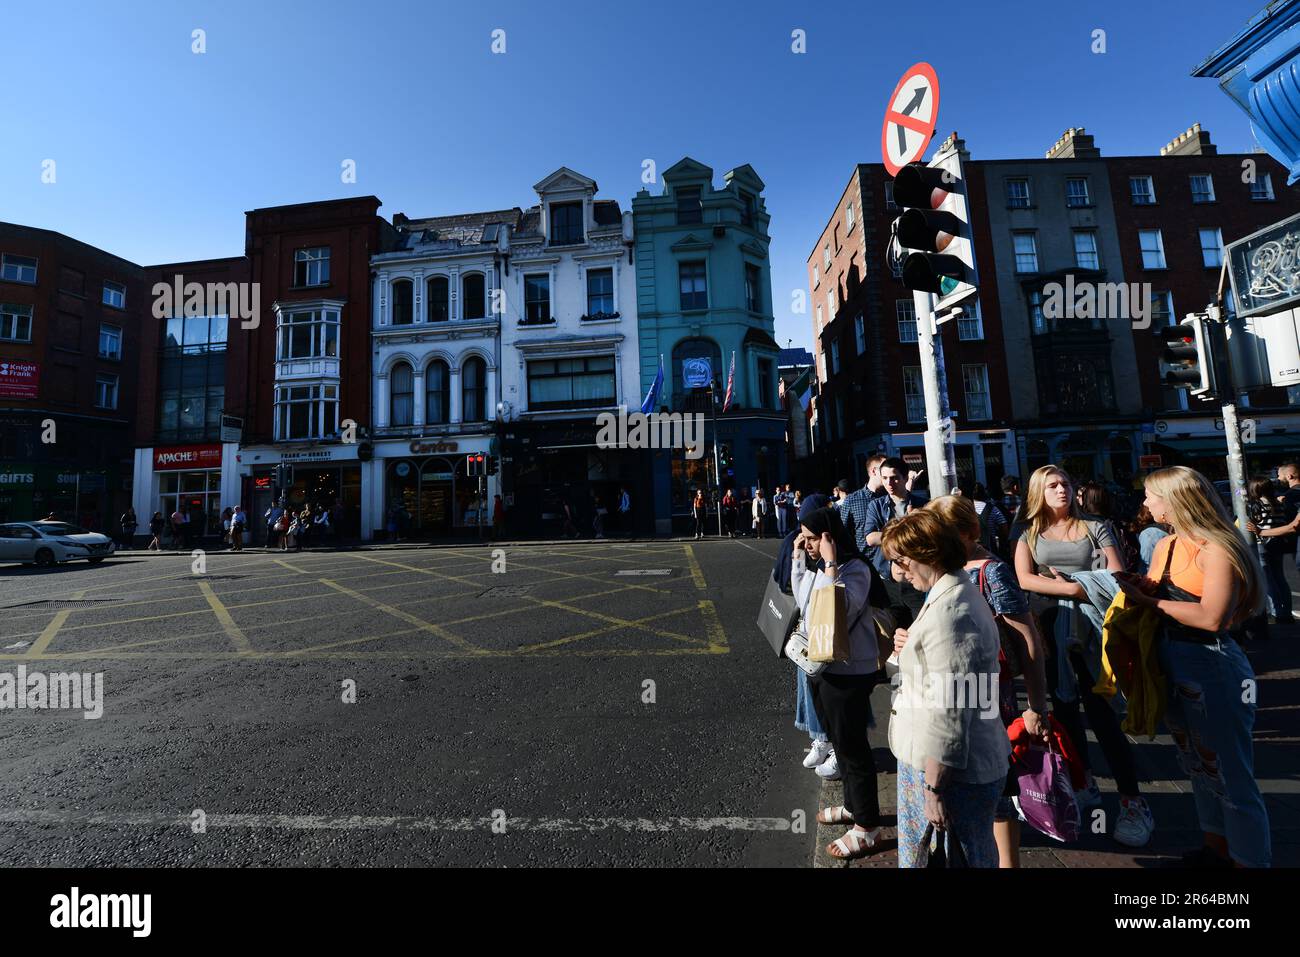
left=34, top=548, right=56, bottom=568
left=88, top=557, right=105, bottom=564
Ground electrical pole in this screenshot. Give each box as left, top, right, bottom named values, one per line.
left=915, top=290, right=957, bottom=497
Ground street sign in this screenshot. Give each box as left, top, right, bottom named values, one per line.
left=1226, top=211, right=1300, bottom=318
left=220, top=414, right=243, bottom=444
left=682, top=357, right=713, bottom=389
left=881, top=62, right=940, bottom=176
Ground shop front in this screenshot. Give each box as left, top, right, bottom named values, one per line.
left=130, top=443, right=231, bottom=540
left=887, top=428, right=1017, bottom=494
left=240, top=446, right=364, bottom=544
left=375, top=438, right=492, bottom=539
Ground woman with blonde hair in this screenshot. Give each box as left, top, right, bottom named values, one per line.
left=1116, top=466, right=1270, bottom=868
left=1013, top=464, right=1153, bottom=848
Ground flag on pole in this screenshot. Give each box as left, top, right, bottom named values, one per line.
left=722, top=351, right=736, bottom=412
left=641, top=354, right=664, bottom=414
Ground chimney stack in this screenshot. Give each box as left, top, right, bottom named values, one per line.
left=1046, top=127, right=1100, bottom=159
left=392, top=212, right=409, bottom=228
left=1160, top=123, right=1216, bottom=156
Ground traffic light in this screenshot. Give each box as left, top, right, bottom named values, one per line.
left=890, top=139, right=978, bottom=312
left=1157, top=315, right=1217, bottom=397
left=486, top=455, right=499, bottom=477
left=718, top=444, right=733, bottom=469
left=274, top=463, right=294, bottom=490
left=466, top=453, right=486, bottom=477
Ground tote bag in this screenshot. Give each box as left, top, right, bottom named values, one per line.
left=756, top=576, right=799, bottom=657
left=806, top=581, right=850, bottom=663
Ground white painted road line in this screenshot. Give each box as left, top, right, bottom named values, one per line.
left=0, top=809, right=796, bottom=832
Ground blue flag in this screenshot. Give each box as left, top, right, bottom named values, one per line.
left=641, top=355, right=664, bottom=414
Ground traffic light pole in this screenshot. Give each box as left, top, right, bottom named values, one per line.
left=915, top=291, right=957, bottom=497
left=1220, top=397, right=1252, bottom=537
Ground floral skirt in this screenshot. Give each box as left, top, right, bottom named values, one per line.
left=896, top=760, right=1001, bottom=868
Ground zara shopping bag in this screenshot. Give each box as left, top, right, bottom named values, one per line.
left=805, top=581, right=849, bottom=663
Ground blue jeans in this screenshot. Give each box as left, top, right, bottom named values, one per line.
left=1159, top=636, right=1271, bottom=867
left=795, top=669, right=828, bottom=741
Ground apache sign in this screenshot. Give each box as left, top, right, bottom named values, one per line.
left=881, top=62, right=940, bottom=176
left=1226, top=211, right=1300, bottom=318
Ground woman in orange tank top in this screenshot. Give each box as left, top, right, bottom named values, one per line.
left=1116, top=467, right=1269, bottom=868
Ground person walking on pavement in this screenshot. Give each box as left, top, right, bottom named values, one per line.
left=265, top=501, right=285, bottom=550
left=773, top=486, right=788, bottom=537
left=617, top=485, right=632, bottom=538
left=147, top=511, right=165, bottom=551
left=751, top=488, right=768, bottom=539
left=229, top=505, right=246, bottom=551
left=118, top=507, right=137, bottom=550
left=1246, top=477, right=1298, bottom=626
left=692, top=489, right=707, bottom=539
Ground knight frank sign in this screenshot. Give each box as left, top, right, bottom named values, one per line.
left=1227, top=211, right=1300, bottom=319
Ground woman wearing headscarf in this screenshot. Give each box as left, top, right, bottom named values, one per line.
left=793, top=505, right=884, bottom=860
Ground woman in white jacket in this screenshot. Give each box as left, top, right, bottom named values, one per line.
left=792, top=505, right=884, bottom=860
left=881, top=508, right=1010, bottom=868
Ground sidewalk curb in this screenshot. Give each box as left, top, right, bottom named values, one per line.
left=112, top=536, right=779, bottom=556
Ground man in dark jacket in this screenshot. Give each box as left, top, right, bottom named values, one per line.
left=858, top=457, right=927, bottom=625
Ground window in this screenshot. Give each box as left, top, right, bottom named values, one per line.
left=957, top=308, right=983, bottom=341
left=1074, top=230, right=1100, bottom=269
left=739, top=190, right=755, bottom=227
left=1, top=254, right=37, bottom=283
left=462, top=273, right=486, bottom=319
left=1139, top=229, right=1166, bottom=269
left=294, top=247, right=330, bottom=287
left=1030, top=291, right=1046, bottom=334
left=815, top=304, right=823, bottom=330
left=528, top=355, right=615, bottom=411
left=99, top=323, right=122, bottom=359
left=818, top=352, right=826, bottom=383
left=757, top=357, right=774, bottom=409
left=586, top=268, right=614, bottom=317
left=390, top=362, right=414, bottom=427
left=1006, top=178, right=1031, bottom=208
left=277, top=309, right=339, bottom=360
left=834, top=223, right=842, bottom=252
left=1130, top=176, right=1155, bottom=205
left=462, top=357, right=486, bottom=421
left=1190, top=174, right=1215, bottom=203
left=854, top=313, right=866, bottom=354
left=679, top=261, right=707, bottom=310
left=158, top=315, right=227, bottom=442
left=1013, top=233, right=1038, bottom=273
left=425, top=360, right=449, bottom=425
left=391, top=279, right=413, bottom=325
left=823, top=244, right=831, bottom=270
left=896, top=299, right=918, bottom=343
left=523, top=274, right=551, bottom=324
left=827, top=289, right=836, bottom=319
left=1065, top=177, right=1091, bottom=207
left=903, top=367, right=925, bottom=423
left=846, top=202, right=855, bottom=231
left=1200, top=227, right=1224, bottom=268
left=830, top=340, right=840, bottom=375
left=95, top=374, right=119, bottom=410
left=1251, top=172, right=1275, bottom=201
left=962, top=364, right=991, bottom=420
left=676, top=186, right=702, bottom=225
left=0, top=303, right=32, bottom=342
left=812, top=264, right=820, bottom=288
left=427, top=276, right=449, bottom=322
left=102, top=280, right=126, bottom=309
left=1151, top=290, right=1175, bottom=326
left=744, top=263, right=762, bottom=312
left=549, top=202, right=583, bottom=245
left=275, top=384, right=338, bottom=440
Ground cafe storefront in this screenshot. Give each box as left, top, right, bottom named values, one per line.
left=375, top=438, right=494, bottom=538
left=130, top=442, right=235, bottom=540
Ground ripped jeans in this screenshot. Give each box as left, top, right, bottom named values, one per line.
left=1159, top=636, right=1271, bottom=867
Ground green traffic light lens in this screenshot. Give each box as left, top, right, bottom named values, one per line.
left=940, top=277, right=959, bottom=296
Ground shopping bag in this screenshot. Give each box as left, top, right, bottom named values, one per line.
left=919, top=823, right=967, bottom=868
left=806, top=581, right=849, bottom=663
left=756, top=575, right=799, bottom=657
left=1013, top=740, right=1081, bottom=843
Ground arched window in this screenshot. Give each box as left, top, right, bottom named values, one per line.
left=671, top=337, right=722, bottom=411
left=391, top=279, right=413, bottom=325
left=425, top=359, right=450, bottom=425
left=462, top=357, right=486, bottom=422
left=462, top=274, right=486, bottom=320
left=390, top=362, right=414, bottom=426
left=427, top=276, right=449, bottom=323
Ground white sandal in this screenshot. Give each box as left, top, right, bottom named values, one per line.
left=816, top=805, right=853, bottom=826
left=828, top=826, right=882, bottom=860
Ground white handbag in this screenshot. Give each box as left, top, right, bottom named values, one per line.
left=784, top=628, right=829, bottom=677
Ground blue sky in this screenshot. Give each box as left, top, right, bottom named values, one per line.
left=0, top=0, right=1271, bottom=352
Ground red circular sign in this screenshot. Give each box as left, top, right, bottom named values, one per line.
left=881, top=62, right=940, bottom=176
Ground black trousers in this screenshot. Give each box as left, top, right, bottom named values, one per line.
left=810, top=671, right=882, bottom=828
left=882, top=575, right=926, bottom=629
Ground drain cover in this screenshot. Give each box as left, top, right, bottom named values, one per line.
left=179, top=574, right=249, bottom=581
left=4, top=598, right=124, bottom=609
left=478, top=585, right=533, bottom=598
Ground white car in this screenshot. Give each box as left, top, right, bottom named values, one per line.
left=0, top=522, right=116, bottom=567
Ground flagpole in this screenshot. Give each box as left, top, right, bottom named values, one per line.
left=712, top=378, right=722, bottom=537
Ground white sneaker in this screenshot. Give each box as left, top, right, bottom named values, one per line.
left=815, top=750, right=841, bottom=780
left=1075, top=781, right=1103, bottom=811
left=1114, top=797, right=1155, bottom=848
left=803, top=739, right=833, bottom=769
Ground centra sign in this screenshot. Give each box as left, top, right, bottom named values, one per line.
left=1227, top=211, right=1300, bottom=318
left=410, top=440, right=459, bottom=454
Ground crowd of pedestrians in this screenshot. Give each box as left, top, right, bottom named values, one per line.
left=764, top=457, right=1281, bottom=868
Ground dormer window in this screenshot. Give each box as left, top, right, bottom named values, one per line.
left=676, top=186, right=703, bottom=225
left=549, top=202, right=584, bottom=245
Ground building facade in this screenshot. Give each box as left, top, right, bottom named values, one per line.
left=632, top=159, right=785, bottom=534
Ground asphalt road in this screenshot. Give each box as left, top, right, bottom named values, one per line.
left=0, top=538, right=819, bottom=867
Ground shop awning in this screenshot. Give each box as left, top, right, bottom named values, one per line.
left=1155, top=435, right=1300, bottom=455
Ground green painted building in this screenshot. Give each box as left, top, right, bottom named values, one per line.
left=631, top=158, right=786, bottom=534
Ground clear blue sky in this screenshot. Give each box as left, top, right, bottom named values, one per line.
left=0, top=0, right=1271, bottom=352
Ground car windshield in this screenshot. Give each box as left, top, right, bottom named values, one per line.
left=35, top=523, right=90, bottom=535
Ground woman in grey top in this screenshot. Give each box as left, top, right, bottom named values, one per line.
left=792, top=506, right=883, bottom=860
left=1013, top=465, right=1153, bottom=849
